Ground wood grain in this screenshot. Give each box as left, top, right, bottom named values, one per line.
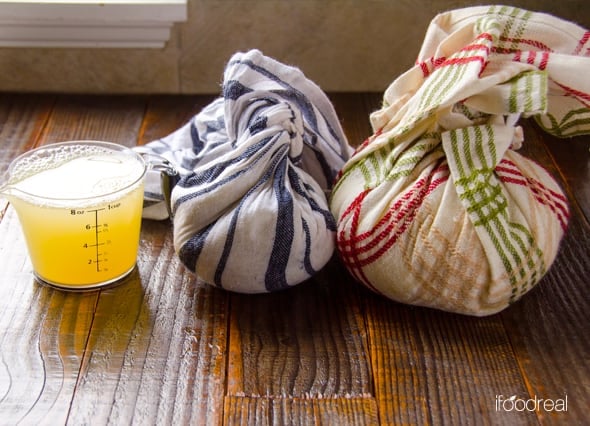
left=328, top=92, right=381, bottom=145
left=0, top=93, right=55, bottom=216
left=0, top=94, right=588, bottom=425
left=58, top=96, right=230, bottom=426
left=136, top=95, right=215, bottom=146
left=499, top=121, right=590, bottom=426
left=363, top=293, right=538, bottom=425
left=224, top=395, right=379, bottom=425
left=543, top=132, right=590, bottom=223
left=224, top=94, right=379, bottom=412
left=0, top=207, right=94, bottom=426
left=69, top=229, right=229, bottom=425
left=0, top=94, right=94, bottom=426
left=227, top=261, right=372, bottom=399
left=36, top=95, right=146, bottom=147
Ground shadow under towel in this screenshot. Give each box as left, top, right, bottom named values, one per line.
left=139, top=50, right=352, bottom=293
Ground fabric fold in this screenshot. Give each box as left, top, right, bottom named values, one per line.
left=138, top=49, right=352, bottom=293
left=330, top=6, right=588, bottom=315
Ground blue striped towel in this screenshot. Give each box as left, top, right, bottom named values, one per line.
left=137, top=50, right=352, bottom=293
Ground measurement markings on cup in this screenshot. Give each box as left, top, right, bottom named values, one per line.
left=87, top=208, right=106, bottom=272
left=71, top=206, right=113, bottom=273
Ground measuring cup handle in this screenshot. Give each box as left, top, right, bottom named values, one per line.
left=160, top=165, right=180, bottom=218
left=137, top=151, right=180, bottom=220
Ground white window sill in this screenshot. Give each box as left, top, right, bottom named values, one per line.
left=0, top=1, right=187, bottom=48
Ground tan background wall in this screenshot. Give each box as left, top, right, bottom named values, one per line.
left=1, top=0, right=588, bottom=94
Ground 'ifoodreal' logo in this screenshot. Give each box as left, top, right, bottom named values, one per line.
left=495, top=394, right=568, bottom=412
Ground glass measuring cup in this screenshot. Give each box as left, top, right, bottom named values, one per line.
left=1, top=141, right=150, bottom=290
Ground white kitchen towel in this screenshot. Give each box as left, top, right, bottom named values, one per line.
left=138, top=50, right=352, bottom=293
left=330, top=6, right=589, bottom=315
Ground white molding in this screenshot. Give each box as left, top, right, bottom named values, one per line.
left=0, top=1, right=187, bottom=48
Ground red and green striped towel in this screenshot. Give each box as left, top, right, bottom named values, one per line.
left=330, top=6, right=589, bottom=315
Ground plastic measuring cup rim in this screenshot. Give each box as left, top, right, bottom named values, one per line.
left=4, top=140, right=147, bottom=202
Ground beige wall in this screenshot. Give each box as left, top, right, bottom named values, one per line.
left=1, top=0, right=589, bottom=94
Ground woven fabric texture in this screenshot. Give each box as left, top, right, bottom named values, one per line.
left=330, top=6, right=589, bottom=315
left=139, top=50, right=351, bottom=293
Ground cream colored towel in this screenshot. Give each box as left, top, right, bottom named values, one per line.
left=330, top=6, right=589, bottom=315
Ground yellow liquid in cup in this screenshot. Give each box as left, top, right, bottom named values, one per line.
left=7, top=144, right=146, bottom=289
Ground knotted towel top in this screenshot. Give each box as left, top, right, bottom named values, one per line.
left=330, top=6, right=589, bottom=315
left=139, top=50, right=352, bottom=293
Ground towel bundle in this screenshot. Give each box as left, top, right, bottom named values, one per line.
left=330, top=6, right=589, bottom=315
left=138, top=50, right=351, bottom=293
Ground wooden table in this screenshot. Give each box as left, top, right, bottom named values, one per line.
left=0, top=93, right=588, bottom=425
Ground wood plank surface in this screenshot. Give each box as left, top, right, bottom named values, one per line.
left=0, top=93, right=588, bottom=425
left=36, top=95, right=146, bottom=147
left=224, top=395, right=379, bottom=425
left=499, top=122, right=590, bottom=426
left=136, top=95, right=214, bottom=147
left=0, top=94, right=55, bottom=217
left=69, top=224, right=228, bottom=425
left=226, top=266, right=372, bottom=397
left=544, top=134, right=590, bottom=223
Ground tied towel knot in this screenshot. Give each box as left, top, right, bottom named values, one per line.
left=139, top=50, right=352, bottom=293
left=330, top=6, right=589, bottom=316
